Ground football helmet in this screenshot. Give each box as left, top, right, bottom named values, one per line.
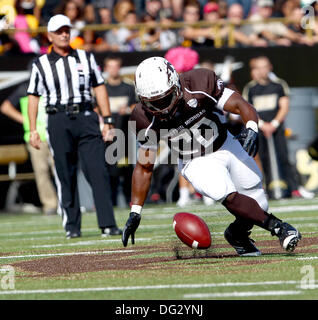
left=135, top=57, right=182, bottom=120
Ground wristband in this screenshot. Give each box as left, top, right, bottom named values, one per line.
left=246, top=120, right=258, bottom=133
left=131, top=204, right=142, bottom=215
left=103, top=116, right=114, bottom=124
left=271, top=119, right=280, bottom=129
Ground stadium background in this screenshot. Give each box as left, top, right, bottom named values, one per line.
left=1, top=45, right=318, bottom=209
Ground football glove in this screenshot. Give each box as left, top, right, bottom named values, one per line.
left=234, top=128, right=259, bottom=157
left=122, top=212, right=141, bottom=247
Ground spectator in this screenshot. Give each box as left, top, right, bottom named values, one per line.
left=218, top=0, right=228, bottom=18
left=93, top=7, right=116, bottom=51
left=226, top=0, right=252, bottom=18
left=144, top=12, right=163, bottom=49
left=242, top=56, right=314, bottom=199
left=113, top=0, right=135, bottom=23
left=103, top=55, right=137, bottom=206
left=170, top=0, right=185, bottom=20
left=203, top=2, right=227, bottom=46
left=249, top=0, right=308, bottom=46
left=287, top=6, right=318, bottom=45
left=0, top=13, right=18, bottom=55
left=226, top=3, right=268, bottom=47
left=107, top=10, right=140, bottom=51
left=13, top=0, right=42, bottom=53
left=180, top=0, right=216, bottom=47
left=55, top=0, right=87, bottom=49
left=272, top=0, right=298, bottom=18
left=86, top=0, right=117, bottom=23
left=144, top=0, right=162, bottom=20
left=0, top=81, right=58, bottom=215
left=158, top=10, right=179, bottom=50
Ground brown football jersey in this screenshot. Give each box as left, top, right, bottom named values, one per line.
left=130, top=68, right=230, bottom=162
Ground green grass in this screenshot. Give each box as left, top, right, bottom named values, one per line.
left=0, top=197, right=318, bottom=300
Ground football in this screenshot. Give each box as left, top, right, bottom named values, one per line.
left=173, top=212, right=211, bottom=249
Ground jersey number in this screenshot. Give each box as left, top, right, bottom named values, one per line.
left=170, top=117, right=219, bottom=156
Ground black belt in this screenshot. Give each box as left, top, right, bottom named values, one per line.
left=46, top=103, right=93, bottom=115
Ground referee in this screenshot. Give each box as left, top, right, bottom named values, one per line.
left=27, top=14, right=122, bottom=238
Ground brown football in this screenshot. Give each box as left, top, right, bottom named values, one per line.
left=173, top=212, right=211, bottom=249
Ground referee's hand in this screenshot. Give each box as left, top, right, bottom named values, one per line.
left=30, top=131, right=41, bottom=150
left=102, top=124, right=115, bottom=142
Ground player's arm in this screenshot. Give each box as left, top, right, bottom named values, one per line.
left=131, top=149, right=156, bottom=205
left=122, top=147, right=156, bottom=247
left=93, top=84, right=114, bottom=142
left=28, top=94, right=41, bottom=150
left=222, top=90, right=259, bottom=157
left=223, top=91, right=259, bottom=125
left=0, top=100, right=24, bottom=124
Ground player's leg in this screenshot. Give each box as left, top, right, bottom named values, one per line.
left=181, top=153, right=263, bottom=256
left=47, top=114, right=81, bottom=238
left=77, top=112, right=120, bottom=235
left=181, top=135, right=301, bottom=255
left=222, top=135, right=301, bottom=253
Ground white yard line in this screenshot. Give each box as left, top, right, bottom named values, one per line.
left=142, top=205, right=318, bottom=219
left=184, top=290, right=302, bottom=298
left=0, top=249, right=135, bottom=260
left=0, top=280, right=307, bottom=296
left=30, top=236, right=176, bottom=248
left=296, top=256, right=318, bottom=260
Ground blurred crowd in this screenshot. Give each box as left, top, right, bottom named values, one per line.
left=1, top=0, right=318, bottom=55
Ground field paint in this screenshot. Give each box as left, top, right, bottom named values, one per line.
left=142, top=205, right=318, bottom=220
left=0, top=249, right=135, bottom=260
left=0, top=280, right=305, bottom=296
left=296, top=256, right=318, bottom=260
left=30, top=236, right=176, bottom=248
left=184, top=290, right=302, bottom=298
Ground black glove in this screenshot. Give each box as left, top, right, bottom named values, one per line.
left=122, top=212, right=141, bottom=247
left=234, top=128, right=259, bottom=157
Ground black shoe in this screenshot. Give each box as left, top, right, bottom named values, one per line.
left=224, top=227, right=261, bottom=257
left=66, top=231, right=81, bottom=239
left=275, top=222, right=302, bottom=252
left=101, top=227, right=122, bottom=237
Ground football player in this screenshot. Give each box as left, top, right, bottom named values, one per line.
left=122, top=56, right=301, bottom=256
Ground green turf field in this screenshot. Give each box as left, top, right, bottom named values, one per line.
left=0, top=197, right=317, bottom=300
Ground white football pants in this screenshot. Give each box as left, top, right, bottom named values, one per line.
left=180, top=132, right=269, bottom=211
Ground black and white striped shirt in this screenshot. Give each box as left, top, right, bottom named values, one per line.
left=27, top=48, right=104, bottom=106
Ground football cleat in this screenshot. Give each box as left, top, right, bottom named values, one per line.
left=275, top=222, right=302, bottom=252
left=224, top=227, right=261, bottom=257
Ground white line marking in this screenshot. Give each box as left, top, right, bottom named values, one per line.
left=0, top=250, right=135, bottom=260
left=0, top=280, right=306, bottom=295
left=296, top=256, right=318, bottom=260
left=184, top=290, right=302, bottom=298
left=142, top=205, right=318, bottom=219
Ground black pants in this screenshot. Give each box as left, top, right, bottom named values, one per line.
left=259, top=125, right=299, bottom=197
left=47, top=110, right=116, bottom=233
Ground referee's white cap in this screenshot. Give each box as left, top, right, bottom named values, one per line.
left=47, top=14, right=72, bottom=32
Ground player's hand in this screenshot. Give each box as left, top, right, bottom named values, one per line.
left=102, top=124, right=115, bottom=142
left=260, top=122, right=276, bottom=138
left=29, top=131, right=41, bottom=150
left=234, top=128, right=259, bottom=157
left=122, top=212, right=141, bottom=247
